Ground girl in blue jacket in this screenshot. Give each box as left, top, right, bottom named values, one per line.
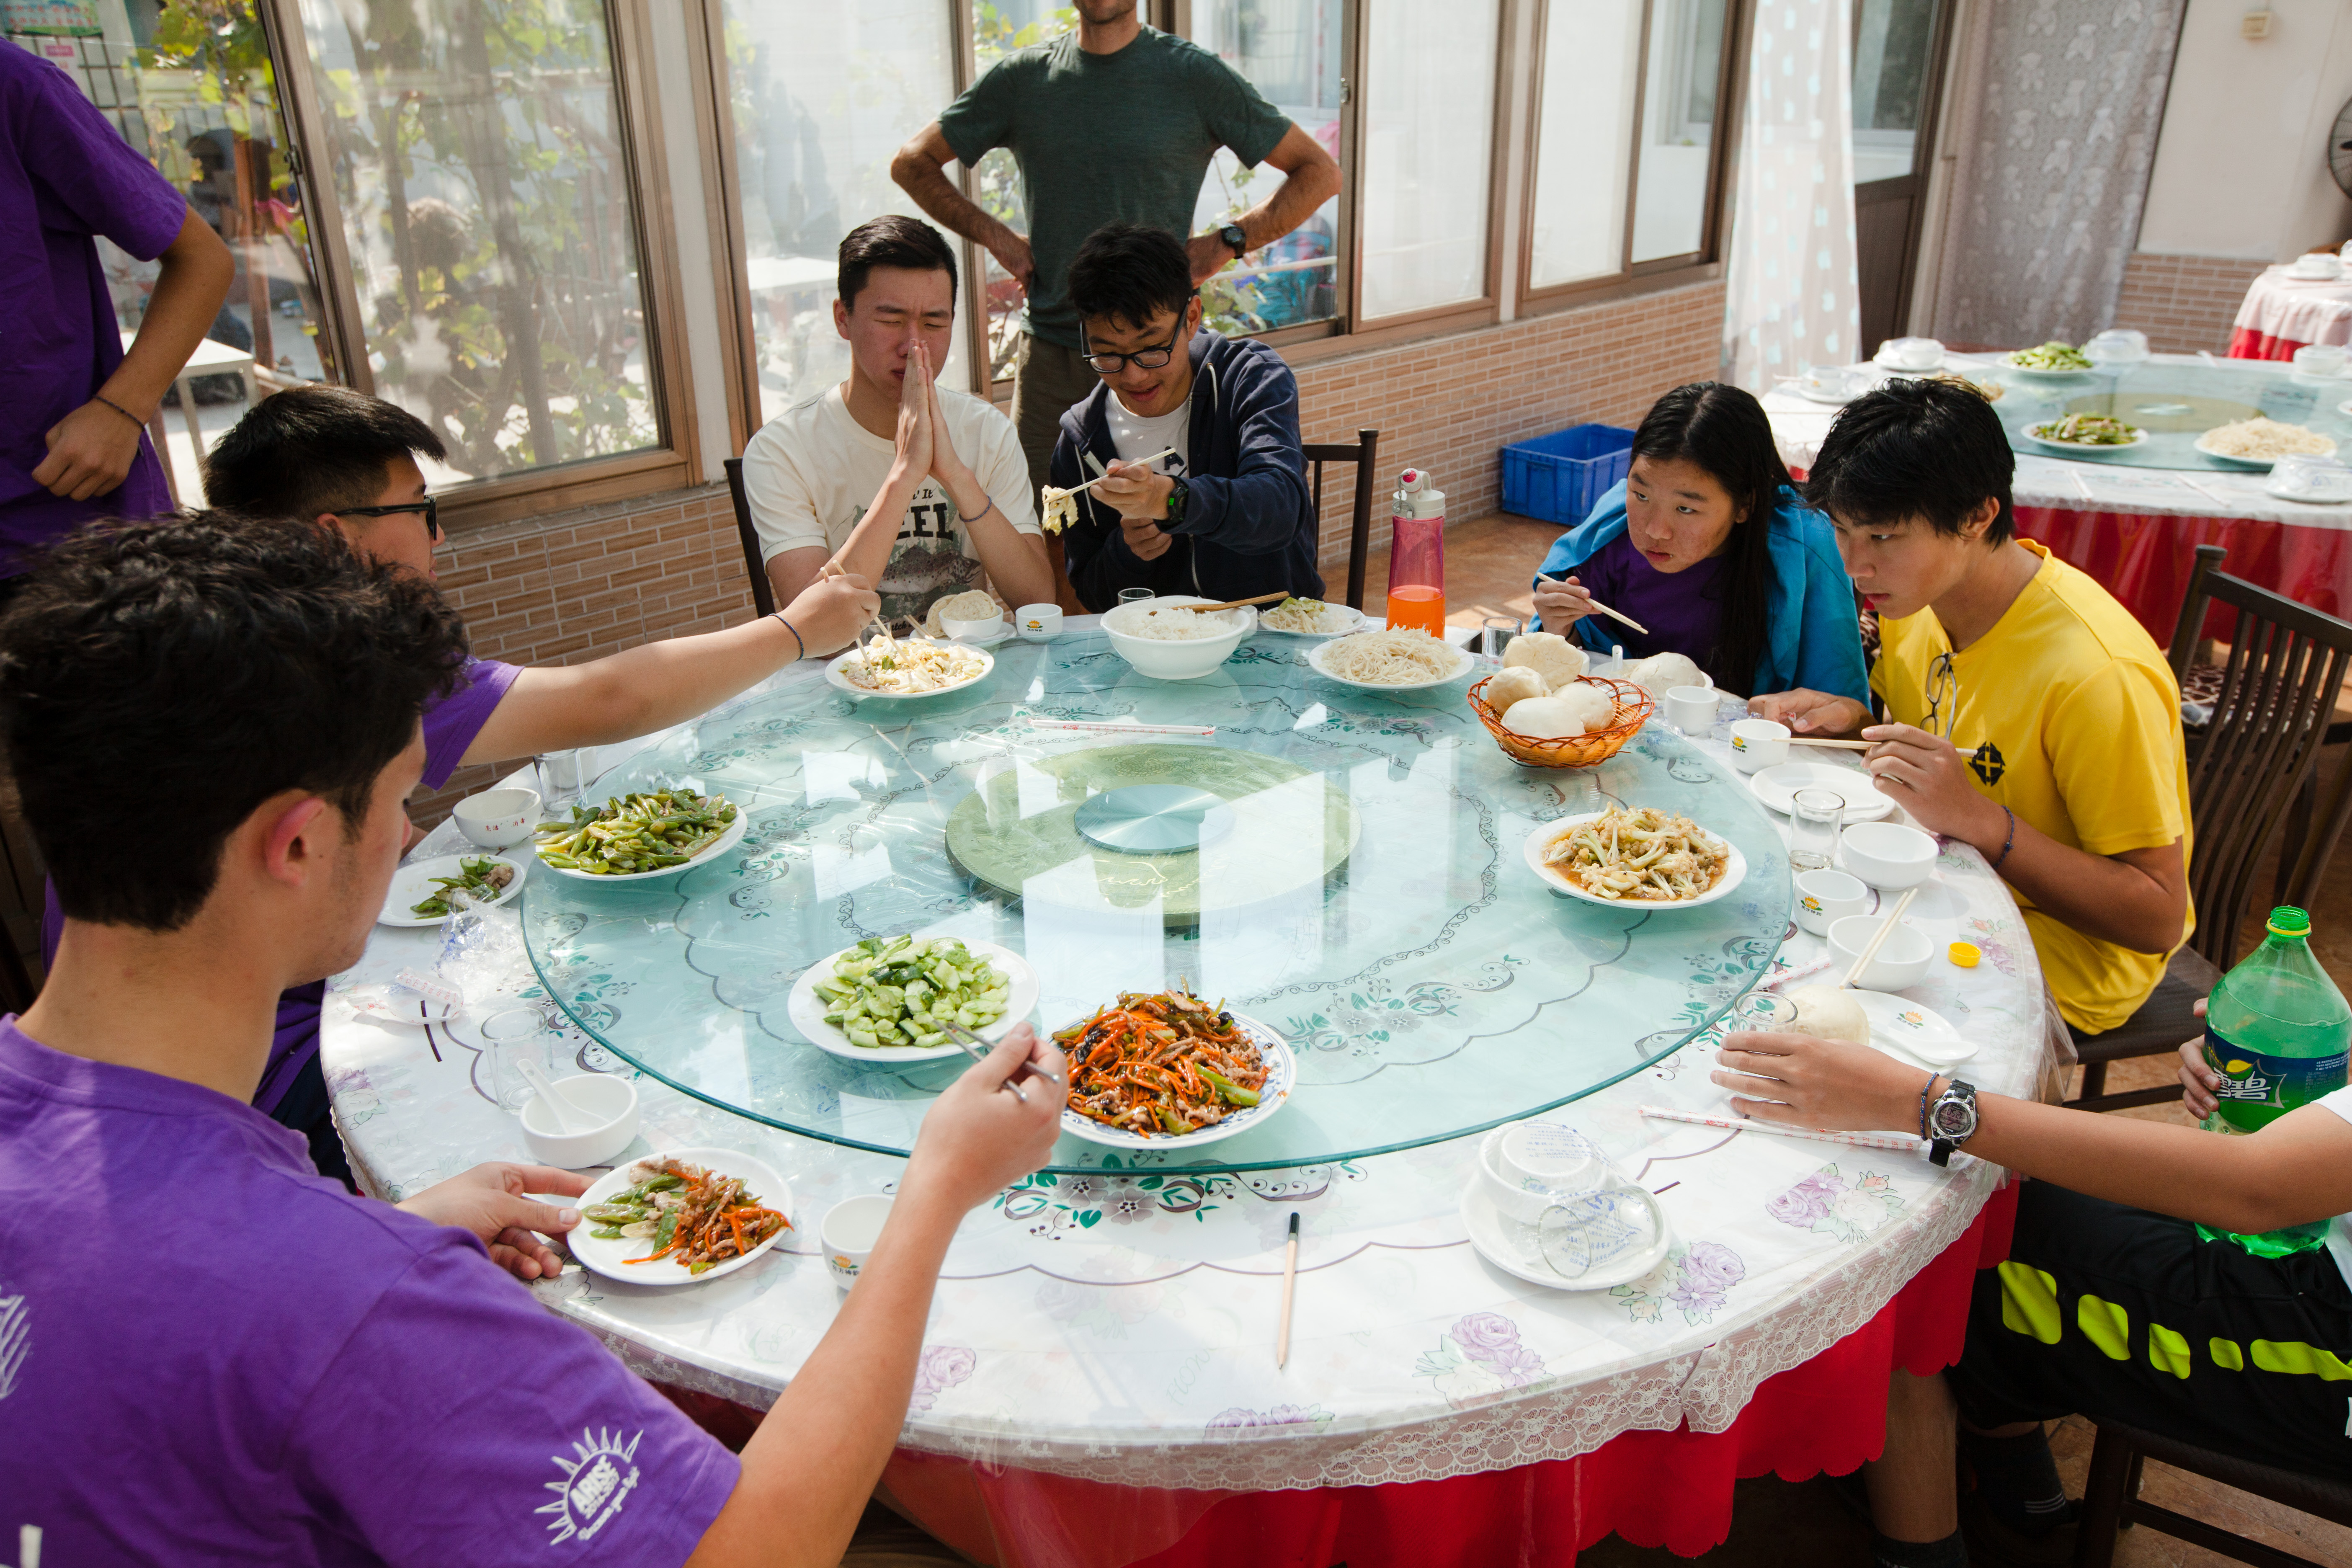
left=1531, top=382, right=1870, bottom=706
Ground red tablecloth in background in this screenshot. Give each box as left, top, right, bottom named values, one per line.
left=861, top=1182, right=2020, bottom=1568
left=2230, top=326, right=2303, bottom=361
left=2014, top=506, right=2352, bottom=645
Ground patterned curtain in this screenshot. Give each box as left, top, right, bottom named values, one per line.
left=1724, top=0, right=1865, bottom=390
left=1927, top=0, right=2186, bottom=346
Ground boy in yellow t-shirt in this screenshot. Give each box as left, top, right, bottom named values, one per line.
left=1754, top=378, right=2192, bottom=1035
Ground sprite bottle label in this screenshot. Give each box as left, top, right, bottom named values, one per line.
left=2203, top=1026, right=2352, bottom=1133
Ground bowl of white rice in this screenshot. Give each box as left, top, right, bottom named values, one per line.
left=1100, top=595, right=1256, bottom=680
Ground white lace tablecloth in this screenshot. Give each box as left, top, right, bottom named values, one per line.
left=323, top=702, right=2044, bottom=1496
left=2234, top=265, right=2352, bottom=351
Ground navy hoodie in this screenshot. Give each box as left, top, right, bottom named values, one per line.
left=1051, top=329, right=1323, bottom=613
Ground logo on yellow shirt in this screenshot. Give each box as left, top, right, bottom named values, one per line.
left=1969, top=741, right=2006, bottom=787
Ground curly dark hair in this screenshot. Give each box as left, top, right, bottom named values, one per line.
left=0, top=512, right=469, bottom=930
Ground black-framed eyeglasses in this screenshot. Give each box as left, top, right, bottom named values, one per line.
left=1081, top=329, right=1181, bottom=375
left=1924, top=650, right=1960, bottom=740
left=334, top=496, right=441, bottom=541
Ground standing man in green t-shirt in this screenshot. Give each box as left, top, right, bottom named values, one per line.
left=890, top=0, right=1339, bottom=603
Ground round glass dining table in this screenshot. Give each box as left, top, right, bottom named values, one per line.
left=519, top=627, right=1794, bottom=1174
left=1982, top=355, right=2347, bottom=470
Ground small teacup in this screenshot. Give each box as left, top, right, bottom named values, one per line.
left=1663, top=684, right=1720, bottom=735
left=2293, top=344, right=2348, bottom=379
left=943, top=610, right=1004, bottom=642
left=454, top=787, right=542, bottom=849
left=1727, top=718, right=1790, bottom=773
left=1885, top=336, right=1942, bottom=370
left=1480, top=1122, right=1609, bottom=1226
left=1794, top=868, right=1871, bottom=936
left=821, top=1194, right=895, bottom=1291
left=1016, top=603, right=1063, bottom=642
left=1798, top=366, right=1859, bottom=399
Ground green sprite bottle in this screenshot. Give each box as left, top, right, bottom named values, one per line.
left=2196, top=907, right=2352, bottom=1257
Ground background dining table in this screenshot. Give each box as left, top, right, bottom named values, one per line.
left=322, top=619, right=2047, bottom=1568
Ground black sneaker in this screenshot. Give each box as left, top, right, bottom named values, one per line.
left=1957, top=1483, right=2076, bottom=1568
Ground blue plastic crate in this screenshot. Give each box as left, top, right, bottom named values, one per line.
left=1498, top=423, right=1635, bottom=526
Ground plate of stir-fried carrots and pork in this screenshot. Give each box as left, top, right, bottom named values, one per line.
left=1052, top=989, right=1295, bottom=1149
left=565, top=1149, right=794, bottom=1286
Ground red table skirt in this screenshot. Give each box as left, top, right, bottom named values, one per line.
left=2015, top=506, right=2352, bottom=646
left=864, top=1182, right=2020, bottom=1568
left=2229, top=326, right=2305, bottom=361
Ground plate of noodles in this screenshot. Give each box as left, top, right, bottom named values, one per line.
left=825, top=631, right=994, bottom=697
left=2193, top=418, right=2337, bottom=469
left=1305, top=627, right=1474, bottom=690
left=1257, top=596, right=1368, bottom=637
left=1050, top=988, right=1294, bottom=1149
left=1523, top=806, right=1746, bottom=908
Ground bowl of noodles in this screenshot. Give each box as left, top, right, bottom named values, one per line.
left=1467, top=674, right=1652, bottom=769
left=1100, top=596, right=1255, bottom=680
left=1304, top=627, right=1475, bottom=691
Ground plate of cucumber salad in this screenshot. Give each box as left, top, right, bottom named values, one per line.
left=786, top=934, right=1040, bottom=1066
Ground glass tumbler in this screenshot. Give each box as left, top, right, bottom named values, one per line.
left=1789, top=788, right=1847, bottom=874
left=1117, top=587, right=1155, bottom=607
left=1478, top=616, right=1519, bottom=660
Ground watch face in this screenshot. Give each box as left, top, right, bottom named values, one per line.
left=1931, top=1100, right=1973, bottom=1138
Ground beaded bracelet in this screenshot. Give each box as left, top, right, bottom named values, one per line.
left=1988, top=805, right=2017, bottom=872
left=93, top=393, right=146, bottom=430
left=1918, top=1072, right=1939, bottom=1142
left=964, top=493, right=995, bottom=524
left=770, top=613, right=804, bottom=660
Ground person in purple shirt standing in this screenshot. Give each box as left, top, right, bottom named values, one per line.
left=0, top=42, right=232, bottom=577
left=0, top=511, right=1064, bottom=1564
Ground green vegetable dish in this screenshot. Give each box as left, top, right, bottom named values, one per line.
left=410, top=856, right=516, bottom=917
left=2029, top=412, right=2141, bottom=446
left=813, top=935, right=1012, bottom=1049
left=2006, top=340, right=2093, bottom=371
left=535, top=788, right=739, bottom=875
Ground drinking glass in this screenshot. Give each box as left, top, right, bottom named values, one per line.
left=535, top=750, right=584, bottom=810
left=1117, top=587, right=1155, bottom=607
left=480, top=1006, right=558, bottom=1112
left=1789, top=788, right=1846, bottom=873
left=1478, top=616, right=1519, bottom=660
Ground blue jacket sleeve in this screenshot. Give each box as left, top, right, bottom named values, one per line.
left=1790, top=533, right=1872, bottom=707
left=1166, top=349, right=1313, bottom=556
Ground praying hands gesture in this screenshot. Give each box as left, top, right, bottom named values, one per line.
left=891, top=340, right=981, bottom=503
left=397, top=1161, right=591, bottom=1282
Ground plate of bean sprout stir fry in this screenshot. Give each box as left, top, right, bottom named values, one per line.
left=534, top=788, right=746, bottom=881
left=567, top=1150, right=793, bottom=1285
left=1052, top=989, right=1295, bottom=1149
left=1525, top=806, right=1746, bottom=907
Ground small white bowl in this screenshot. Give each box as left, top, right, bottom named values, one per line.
left=1663, top=685, right=1720, bottom=733
left=1479, top=1122, right=1609, bottom=1225
left=1838, top=820, right=1937, bottom=889
left=942, top=610, right=1004, bottom=642
left=1828, top=914, right=1936, bottom=991
left=1101, top=596, right=1253, bottom=680
left=1795, top=868, right=1871, bottom=936
left=519, top=1073, right=640, bottom=1166
left=820, top=1193, right=895, bottom=1291
left=1015, top=603, right=1062, bottom=642
left=455, top=787, right=542, bottom=849
left=2293, top=345, right=2349, bottom=379
left=1727, top=718, right=1790, bottom=773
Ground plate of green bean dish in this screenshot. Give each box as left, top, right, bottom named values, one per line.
left=533, top=788, right=748, bottom=881
left=788, top=934, right=1040, bottom=1065
left=2024, top=413, right=2146, bottom=450
left=378, top=853, right=527, bottom=927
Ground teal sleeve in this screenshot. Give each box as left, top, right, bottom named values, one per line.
left=1195, top=54, right=1292, bottom=167
left=1788, top=539, right=1872, bottom=707
left=938, top=56, right=1018, bottom=167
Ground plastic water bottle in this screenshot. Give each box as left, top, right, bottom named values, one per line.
left=1385, top=469, right=1446, bottom=635
left=2196, top=907, right=2352, bottom=1256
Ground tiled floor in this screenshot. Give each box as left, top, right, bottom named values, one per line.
left=1366, top=516, right=2352, bottom=1564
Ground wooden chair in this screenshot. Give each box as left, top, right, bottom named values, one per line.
left=1303, top=428, right=1380, bottom=610
left=2070, top=545, right=2352, bottom=1111
left=722, top=458, right=778, bottom=618
left=2073, top=1418, right=2352, bottom=1568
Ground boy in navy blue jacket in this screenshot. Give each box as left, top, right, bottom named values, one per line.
left=1049, top=223, right=1322, bottom=611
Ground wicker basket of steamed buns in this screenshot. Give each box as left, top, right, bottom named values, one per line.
left=1467, top=635, right=1707, bottom=769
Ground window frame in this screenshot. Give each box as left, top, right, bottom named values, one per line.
left=258, top=0, right=703, bottom=531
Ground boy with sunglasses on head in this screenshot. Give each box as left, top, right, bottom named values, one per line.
left=1751, top=377, right=2192, bottom=1041
left=1049, top=222, right=1321, bottom=612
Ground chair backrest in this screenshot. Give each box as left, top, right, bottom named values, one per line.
left=722, top=458, right=778, bottom=618
left=1301, top=428, right=1381, bottom=610
left=2165, top=544, right=2352, bottom=962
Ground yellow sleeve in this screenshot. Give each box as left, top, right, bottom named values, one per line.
left=2046, top=660, right=2187, bottom=857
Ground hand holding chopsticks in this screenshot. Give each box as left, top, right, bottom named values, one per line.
left=1064, top=448, right=1180, bottom=500
left=936, top=1018, right=1065, bottom=1106
left=1532, top=575, right=1650, bottom=637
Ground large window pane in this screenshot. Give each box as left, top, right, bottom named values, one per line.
left=1630, top=0, right=1728, bottom=263
left=294, top=0, right=658, bottom=482
left=1359, top=0, right=1496, bottom=318
left=1852, top=0, right=1938, bottom=184
left=722, top=0, right=966, bottom=423
left=970, top=1, right=1076, bottom=382
left=1187, top=0, right=1343, bottom=337
left=1526, top=0, right=1640, bottom=289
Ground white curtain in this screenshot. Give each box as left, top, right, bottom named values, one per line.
left=1723, top=0, right=1862, bottom=389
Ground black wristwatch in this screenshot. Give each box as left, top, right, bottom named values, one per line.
left=1218, top=223, right=1248, bottom=259
left=1924, top=1078, right=1979, bottom=1167
left=1163, top=477, right=1189, bottom=529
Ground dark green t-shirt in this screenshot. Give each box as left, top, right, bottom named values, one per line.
left=939, top=28, right=1292, bottom=349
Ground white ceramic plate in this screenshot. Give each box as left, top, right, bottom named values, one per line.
left=2264, top=479, right=2352, bottom=505
left=1058, top=1010, right=1295, bottom=1151
left=378, top=853, right=528, bottom=928
left=566, top=1147, right=793, bottom=1287
left=1789, top=381, right=1860, bottom=405
left=824, top=642, right=995, bottom=699
left=2023, top=423, right=2148, bottom=452
left=1875, top=347, right=1944, bottom=371
left=788, top=938, right=1039, bottom=1066
left=1256, top=601, right=1369, bottom=638
left=1747, top=762, right=1898, bottom=823
left=1851, top=990, right=1978, bottom=1068
left=536, top=805, right=748, bottom=885
left=1459, top=1175, right=1673, bottom=1292
left=1524, top=810, right=1749, bottom=909
left=2195, top=431, right=2334, bottom=470
left=1305, top=632, right=1475, bottom=691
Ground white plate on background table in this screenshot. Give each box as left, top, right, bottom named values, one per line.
left=1304, top=632, right=1476, bottom=691
left=2022, top=422, right=2148, bottom=454
left=1255, top=601, right=1369, bottom=638
left=1523, top=811, right=1749, bottom=910
left=2194, top=431, right=2337, bottom=470
left=1747, top=762, right=1897, bottom=823
left=1460, top=1173, right=1674, bottom=1292
left=1058, top=1011, right=1295, bottom=1151
left=787, top=939, right=1039, bottom=1067
left=565, top=1148, right=793, bottom=1287
left=1788, top=380, right=1861, bottom=406
left=1851, top=992, right=1978, bottom=1069
left=377, top=854, right=527, bottom=928
left=535, top=805, right=748, bottom=885
left=823, top=642, right=995, bottom=700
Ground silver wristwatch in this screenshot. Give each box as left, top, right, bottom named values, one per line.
left=1925, top=1078, right=1979, bottom=1167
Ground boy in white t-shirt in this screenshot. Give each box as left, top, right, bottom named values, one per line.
left=740, top=216, right=1055, bottom=629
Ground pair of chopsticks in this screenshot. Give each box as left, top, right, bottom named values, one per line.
left=1641, top=1105, right=1925, bottom=1153
left=1060, top=446, right=1180, bottom=501
left=1023, top=716, right=1216, bottom=737
left=815, top=559, right=895, bottom=657
left=935, top=1017, right=1065, bottom=1105
left=1788, top=736, right=1874, bottom=751
left=1841, top=885, right=1922, bottom=987
left=1533, top=576, right=1650, bottom=637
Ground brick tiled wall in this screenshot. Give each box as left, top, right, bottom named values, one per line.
left=2111, top=252, right=2269, bottom=353
left=413, top=280, right=1728, bottom=823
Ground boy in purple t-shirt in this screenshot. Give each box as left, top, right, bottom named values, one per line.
left=0, top=43, right=232, bottom=573
left=0, top=512, right=1064, bottom=1564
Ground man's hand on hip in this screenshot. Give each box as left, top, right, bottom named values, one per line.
left=990, top=233, right=1036, bottom=294
left=1186, top=232, right=1235, bottom=286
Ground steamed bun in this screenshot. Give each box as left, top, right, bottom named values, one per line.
left=1785, top=984, right=1871, bottom=1047
left=1626, top=650, right=1706, bottom=704
left=1504, top=631, right=1587, bottom=689
left=1500, top=683, right=1617, bottom=739
left=1481, top=665, right=1549, bottom=716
